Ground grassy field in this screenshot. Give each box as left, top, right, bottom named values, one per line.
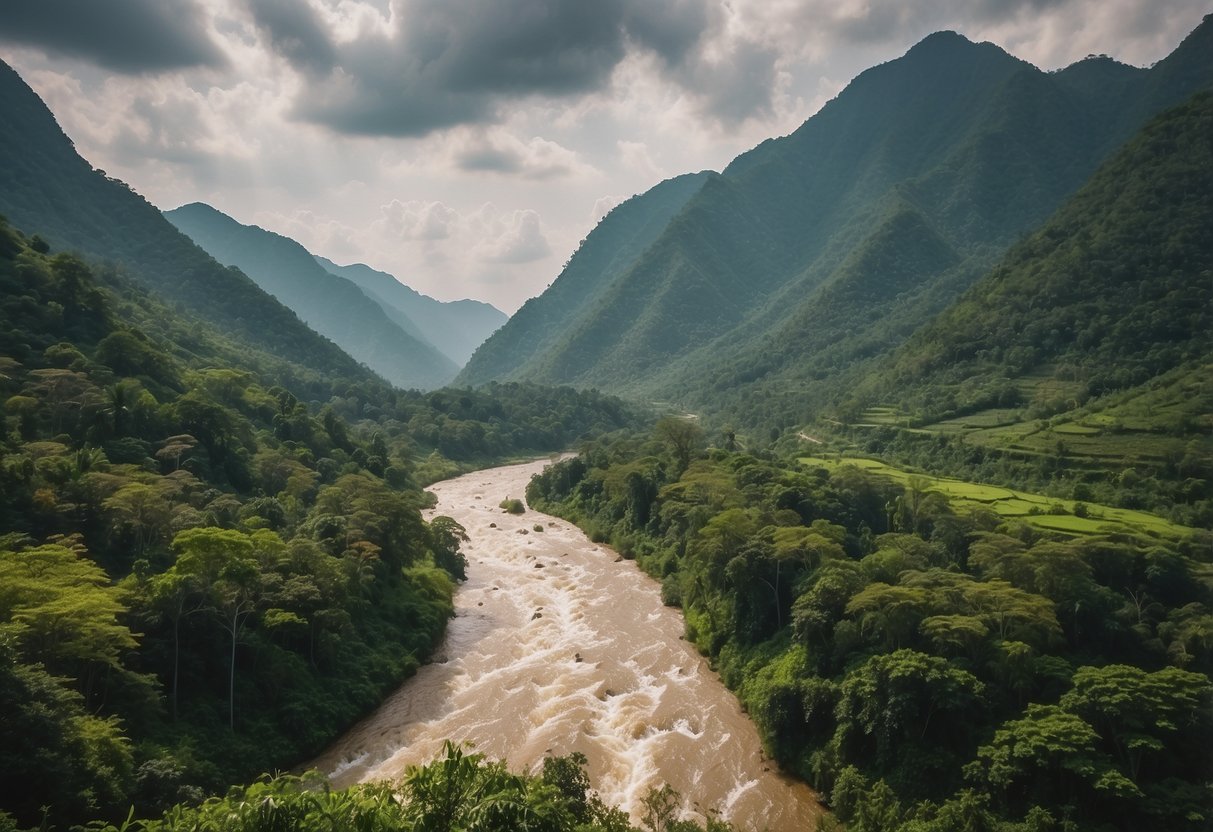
left=851, top=363, right=1211, bottom=477
left=798, top=455, right=1196, bottom=540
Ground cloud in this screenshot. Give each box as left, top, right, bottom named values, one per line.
left=617, top=140, right=662, bottom=180
left=250, top=0, right=629, bottom=136
left=245, top=0, right=337, bottom=72
left=624, top=1, right=713, bottom=65
left=451, top=130, right=591, bottom=179
left=0, top=0, right=226, bottom=73
left=475, top=208, right=551, bottom=263
left=591, top=195, right=621, bottom=224
left=242, top=0, right=753, bottom=137
left=374, top=199, right=457, bottom=240
left=254, top=200, right=556, bottom=308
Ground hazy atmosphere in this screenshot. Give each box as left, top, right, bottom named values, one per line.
left=0, top=0, right=1204, bottom=310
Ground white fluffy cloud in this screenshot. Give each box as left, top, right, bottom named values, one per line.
left=375, top=199, right=458, bottom=241
left=474, top=208, right=552, bottom=264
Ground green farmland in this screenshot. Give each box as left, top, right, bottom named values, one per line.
left=798, top=455, right=1197, bottom=540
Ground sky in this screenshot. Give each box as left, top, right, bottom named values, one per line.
left=0, top=1, right=1206, bottom=313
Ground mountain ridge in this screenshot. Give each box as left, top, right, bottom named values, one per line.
left=0, top=59, right=375, bottom=392
left=457, top=18, right=1213, bottom=427
left=164, top=202, right=459, bottom=390
left=313, top=255, right=505, bottom=367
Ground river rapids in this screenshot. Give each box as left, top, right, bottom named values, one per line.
left=306, top=458, right=821, bottom=830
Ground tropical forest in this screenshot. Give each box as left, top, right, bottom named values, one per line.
left=0, top=5, right=1209, bottom=832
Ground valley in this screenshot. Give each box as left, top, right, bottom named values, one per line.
left=0, top=8, right=1210, bottom=832
left=309, top=459, right=821, bottom=830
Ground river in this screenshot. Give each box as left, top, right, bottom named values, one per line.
left=306, top=458, right=822, bottom=830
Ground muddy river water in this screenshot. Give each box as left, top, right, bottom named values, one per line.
left=307, top=458, right=821, bottom=830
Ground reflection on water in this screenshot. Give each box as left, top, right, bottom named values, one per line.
left=306, top=459, right=822, bottom=830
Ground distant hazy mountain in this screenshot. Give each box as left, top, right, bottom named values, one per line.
left=314, top=256, right=505, bottom=367
left=165, top=203, right=458, bottom=390
left=456, top=17, right=1213, bottom=428
left=457, top=170, right=712, bottom=386
left=0, top=59, right=373, bottom=387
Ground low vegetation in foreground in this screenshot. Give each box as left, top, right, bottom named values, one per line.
left=65, top=743, right=733, bottom=832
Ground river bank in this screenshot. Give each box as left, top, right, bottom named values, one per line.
left=306, top=458, right=821, bottom=830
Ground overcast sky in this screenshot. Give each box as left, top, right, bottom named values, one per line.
left=0, top=0, right=1205, bottom=312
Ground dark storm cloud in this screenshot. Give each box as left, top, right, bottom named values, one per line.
left=245, top=0, right=337, bottom=73
left=257, top=0, right=725, bottom=137
left=425, top=1, right=629, bottom=95
left=0, top=0, right=225, bottom=73
left=624, top=1, right=714, bottom=67
left=456, top=147, right=524, bottom=174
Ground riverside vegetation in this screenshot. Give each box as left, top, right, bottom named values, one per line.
left=0, top=219, right=637, bottom=828
left=527, top=426, right=1212, bottom=832
left=521, top=90, right=1213, bottom=832
left=1, top=16, right=1211, bottom=832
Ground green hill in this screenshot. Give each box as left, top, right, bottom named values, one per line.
left=315, top=255, right=505, bottom=367
left=456, top=170, right=712, bottom=386
left=0, top=60, right=372, bottom=392
left=837, top=92, right=1213, bottom=523
left=457, top=18, right=1213, bottom=428
left=164, top=203, right=458, bottom=390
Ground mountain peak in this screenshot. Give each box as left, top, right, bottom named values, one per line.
left=907, top=29, right=971, bottom=51
left=898, top=28, right=1023, bottom=72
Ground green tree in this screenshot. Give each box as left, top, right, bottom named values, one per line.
left=0, top=542, right=137, bottom=703
left=966, top=704, right=1140, bottom=811
left=834, top=650, right=984, bottom=785
left=1058, top=664, right=1212, bottom=782
left=400, top=741, right=571, bottom=832
left=170, top=527, right=261, bottom=730
left=655, top=416, right=704, bottom=474
left=429, top=516, right=469, bottom=581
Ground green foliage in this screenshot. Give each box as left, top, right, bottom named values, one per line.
left=0, top=222, right=636, bottom=828
left=90, top=744, right=731, bottom=832
left=500, top=498, right=526, bottom=514
left=833, top=93, right=1213, bottom=527
left=534, top=436, right=1213, bottom=830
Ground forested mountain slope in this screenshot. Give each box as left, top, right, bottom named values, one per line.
left=863, top=91, right=1212, bottom=414
left=0, top=213, right=639, bottom=828
left=315, top=256, right=505, bottom=367
left=456, top=170, right=712, bottom=385
left=0, top=60, right=372, bottom=391
left=460, top=18, right=1213, bottom=429
left=165, top=203, right=458, bottom=390
left=827, top=92, right=1213, bottom=526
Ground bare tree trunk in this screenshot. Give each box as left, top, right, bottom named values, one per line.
left=229, top=611, right=237, bottom=731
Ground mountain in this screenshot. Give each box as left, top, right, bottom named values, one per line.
left=165, top=203, right=458, bottom=390
left=840, top=91, right=1213, bottom=492
left=0, top=59, right=373, bottom=393
left=456, top=18, right=1213, bottom=428
left=457, top=170, right=712, bottom=386
left=314, top=256, right=505, bottom=367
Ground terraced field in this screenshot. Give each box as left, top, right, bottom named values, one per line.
left=852, top=363, right=1211, bottom=477
left=798, top=455, right=1195, bottom=540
